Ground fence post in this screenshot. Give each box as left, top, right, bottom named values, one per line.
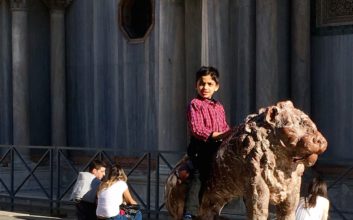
left=56, top=147, right=61, bottom=214
left=155, top=152, right=160, bottom=219
left=10, top=147, right=14, bottom=211
left=49, top=147, right=54, bottom=214
left=147, top=152, right=151, bottom=218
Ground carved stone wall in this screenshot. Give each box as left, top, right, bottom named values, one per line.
left=316, top=0, right=353, bottom=27
left=10, top=0, right=28, bottom=10
left=42, top=0, right=71, bottom=10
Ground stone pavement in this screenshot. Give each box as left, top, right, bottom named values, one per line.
left=0, top=211, right=248, bottom=220
left=0, top=211, right=74, bottom=220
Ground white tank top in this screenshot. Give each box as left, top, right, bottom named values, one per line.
left=295, top=196, right=330, bottom=220
left=96, top=180, right=128, bottom=218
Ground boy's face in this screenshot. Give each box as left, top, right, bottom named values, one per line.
left=196, top=75, right=219, bottom=99
left=92, top=166, right=106, bottom=180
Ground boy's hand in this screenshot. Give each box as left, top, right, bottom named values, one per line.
left=211, top=132, right=222, bottom=140
left=211, top=130, right=231, bottom=141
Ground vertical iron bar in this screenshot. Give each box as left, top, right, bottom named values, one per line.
left=155, top=152, right=160, bottom=219
left=147, top=153, right=151, bottom=219
left=99, top=150, right=103, bottom=161
left=10, top=147, right=14, bottom=211
left=50, top=148, right=54, bottom=214
left=56, top=147, right=61, bottom=214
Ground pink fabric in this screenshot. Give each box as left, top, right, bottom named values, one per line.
left=187, top=97, right=230, bottom=141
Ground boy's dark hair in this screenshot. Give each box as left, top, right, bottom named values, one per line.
left=195, top=66, right=220, bottom=84
left=88, top=159, right=106, bottom=172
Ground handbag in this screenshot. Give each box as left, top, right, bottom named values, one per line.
left=119, top=204, right=141, bottom=220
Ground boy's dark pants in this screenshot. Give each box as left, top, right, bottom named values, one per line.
left=184, top=137, right=221, bottom=216
left=75, top=200, right=97, bottom=220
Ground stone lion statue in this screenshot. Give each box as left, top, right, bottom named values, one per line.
left=165, top=100, right=327, bottom=220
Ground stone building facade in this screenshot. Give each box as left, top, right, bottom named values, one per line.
left=0, top=0, right=352, bottom=162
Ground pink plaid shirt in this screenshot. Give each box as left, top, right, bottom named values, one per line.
left=187, top=96, right=230, bottom=141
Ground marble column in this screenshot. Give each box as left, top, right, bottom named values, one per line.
left=185, top=0, right=202, bottom=101
left=255, top=0, right=279, bottom=109
left=43, top=0, right=72, bottom=146
left=201, top=0, right=209, bottom=65
left=1, top=0, right=13, bottom=145
left=158, top=0, right=187, bottom=151
left=291, top=0, right=311, bottom=114
left=255, top=0, right=290, bottom=109
left=11, top=0, right=30, bottom=145
left=232, top=0, right=256, bottom=123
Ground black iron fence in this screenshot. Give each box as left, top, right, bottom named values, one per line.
left=0, top=145, right=352, bottom=219
left=0, top=145, right=186, bottom=218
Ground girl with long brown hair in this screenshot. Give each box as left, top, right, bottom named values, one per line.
left=296, top=177, right=330, bottom=220
left=96, top=164, right=141, bottom=220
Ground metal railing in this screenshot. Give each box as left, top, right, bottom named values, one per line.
left=0, top=145, right=352, bottom=219
left=0, top=145, right=185, bottom=218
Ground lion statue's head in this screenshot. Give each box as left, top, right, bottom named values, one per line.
left=240, top=100, right=327, bottom=167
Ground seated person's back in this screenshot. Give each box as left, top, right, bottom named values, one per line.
left=295, top=177, right=329, bottom=220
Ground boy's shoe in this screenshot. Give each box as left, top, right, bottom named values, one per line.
left=183, top=213, right=195, bottom=220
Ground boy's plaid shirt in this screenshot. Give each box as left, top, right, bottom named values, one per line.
left=187, top=96, right=230, bottom=141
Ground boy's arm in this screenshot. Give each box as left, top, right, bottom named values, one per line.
left=211, top=129, right=232, bottom=141
left=187, top=102, right=213, bottom=141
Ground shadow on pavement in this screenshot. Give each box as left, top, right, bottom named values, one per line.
left=12, top=217, right=61, bottom=220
